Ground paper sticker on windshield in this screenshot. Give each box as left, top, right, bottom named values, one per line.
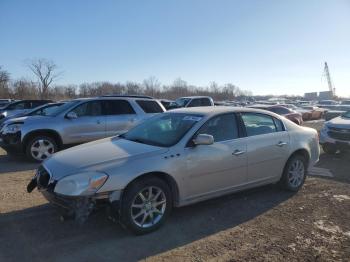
left=183, top=116, right=202, bottom=121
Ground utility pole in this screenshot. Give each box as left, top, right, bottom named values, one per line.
left=324, top=62, right=335, bottom=97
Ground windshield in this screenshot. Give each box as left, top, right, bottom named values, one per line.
left=27, top=103, right=64, bottom=116
left=121, top=113, right=203, bottom=147
left=45, top=100, right=81, bottom=116
left=175, top=98, right=191, bottom=107
left=342, top=111, right=350, bottom=118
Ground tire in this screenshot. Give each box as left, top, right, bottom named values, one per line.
left=120, top=176, right=173, bottom=235
left=322, top=144, right=337, bottom=155
left=25, top=135, right=58, bottom=162
left=279, top=154, right=307, bottom=192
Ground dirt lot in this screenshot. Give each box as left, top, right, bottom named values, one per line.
left=1, top=141, right=350, bottom=261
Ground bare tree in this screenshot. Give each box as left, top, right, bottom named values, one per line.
left=143, top=76, right=160, bottom=97
left=0, top=66, right=11, bottom=97
left=27, top=59, right=60, bottom=99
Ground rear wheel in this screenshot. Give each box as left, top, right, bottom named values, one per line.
left=25, top=136, right=58, bottom=162
left=280, top=154, right=307, bottom=191
left=322, top=144, right=337, bottom=154
left=120, top=177, right=172, bottom=235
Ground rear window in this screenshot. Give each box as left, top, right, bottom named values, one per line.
left=136, top=100, right=164, bottom=113
left=241, top=113, right=277, bottom=136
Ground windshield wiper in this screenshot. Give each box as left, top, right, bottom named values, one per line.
left=129, top=137, right=165, bottom=147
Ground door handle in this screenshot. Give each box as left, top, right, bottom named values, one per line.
left=276, top=141, right=287, bottom=147
left=232, top=149, right=245, bottom=156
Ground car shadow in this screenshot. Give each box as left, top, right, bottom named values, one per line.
left=315, top=151, right=350, bottom=184
left=0, top=153, right=38, bottom=174
left=0, top=185, right=295, bottom=262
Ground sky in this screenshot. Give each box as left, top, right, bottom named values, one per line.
left=1, top=0, right=350, bottom=97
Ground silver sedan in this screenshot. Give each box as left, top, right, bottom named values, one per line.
left=27, top=107, right=320, bottom=234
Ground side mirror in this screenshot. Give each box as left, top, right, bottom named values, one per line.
left=193, top=134, right=214, bottom=146
left=66, top=111, right=78, bottom=119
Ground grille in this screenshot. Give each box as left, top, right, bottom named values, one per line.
left=328, top=127, right=350, bottom=141
left=37, top=166, right=51, bottom=189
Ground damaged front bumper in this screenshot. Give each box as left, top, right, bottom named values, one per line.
left=27, top=173, right=122, bottom=224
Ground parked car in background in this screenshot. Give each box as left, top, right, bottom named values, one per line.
left=27, top=106, right=320, bottom=234
left=0, top=102, right=65, bottom=123
left=320, top=111, right=350, bottom=154
left=0, top=96, right=165, bottom=161
left=318, top=100, right=338, bottom=106
left=0, top=99, right=14, bottom=108
left=340, top=100, right=350, bottom=105
left=296, top=106, right=326, bottom=121
left=168, top=96, right=214, bottom=109
left=249, top=105, right=303, bottom=125
left=0, top=100, right=52, bottom=124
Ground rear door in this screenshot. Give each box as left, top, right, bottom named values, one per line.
left=184, top=113, right=247, bottom=198
left=63, top=100, right=106, bottom=144
left=103, top=99, right=137, bottom=137
left=240, top=112, right=290, bottom=183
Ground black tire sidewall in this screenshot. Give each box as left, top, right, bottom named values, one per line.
left=25, top=136, right=58, bottom=162
left=120, top=177, right=173, bottom=235
left=280, top=155, right=307, bottom=192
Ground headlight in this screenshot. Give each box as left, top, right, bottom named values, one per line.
left=54, top=171, right=108, bottom=196
left=3, top=123, right=23, bottom=134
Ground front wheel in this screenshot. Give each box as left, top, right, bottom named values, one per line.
left=25, top=136, right=58, bottom=162
left=280, top=155, right=307, bottom=191
left=120, top=177, right=173, bottom=235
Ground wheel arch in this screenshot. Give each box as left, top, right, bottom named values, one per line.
left=286, top=148, right=310, bottom=170
left=121, top=171, right=180, bottom=207
left=22, top=129, right=63, bottom=152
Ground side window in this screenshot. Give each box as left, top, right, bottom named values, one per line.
left=200, top=98, right=211, bottom=106
left=71, top=101, right=102, bottom=117
left=31, top=101, right=46, bottom=108
left=11, top=102, right=26, bottom=110
left=197, top=113, right=238, bottom=142
left=187, top=99, right=201, bottom=107
left=273, top=117, right=285, bottom=132
left=103, top=100, right=136, bottom=115
left=136, top=100, right=164, bottom=113
left=241, top=113, right=277, bottom=136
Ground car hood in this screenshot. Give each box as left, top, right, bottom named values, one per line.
left=43, top=137, right=168, bottom=180
left=4, top=115, right=52, bottom=125
left=327, top=116, right=350, bottom=128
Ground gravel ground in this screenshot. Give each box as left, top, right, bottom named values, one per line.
left=0, top=121, right=350, bottom=261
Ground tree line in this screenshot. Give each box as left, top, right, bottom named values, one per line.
left=0, top=59, right=253, bottom=101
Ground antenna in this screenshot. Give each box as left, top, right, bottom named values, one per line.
left=324, top=62, right=335, bottom=97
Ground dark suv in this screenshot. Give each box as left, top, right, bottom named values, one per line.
left=0, top=100, right=52, bottom=124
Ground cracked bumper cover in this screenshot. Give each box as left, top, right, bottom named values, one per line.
left=27, top=176, right=122, bottom=223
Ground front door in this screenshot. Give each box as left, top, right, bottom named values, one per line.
left=183, top=113, right=247, bottom=199
left=63, top=101, right=106, bottom=144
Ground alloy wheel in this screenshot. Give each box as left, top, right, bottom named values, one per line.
left=131, top=186, right=167, bottom=228
left=288, top=159, right=305, bottom=188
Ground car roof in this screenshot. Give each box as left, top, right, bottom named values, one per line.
left=169, top=106, right=279, bottom=117
left=70, top=96, right=158, bottom=102
left=178, top=96, right=212, bottom=99
left=100, top=94, right=154, bottom=99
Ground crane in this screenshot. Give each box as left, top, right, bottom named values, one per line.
left=324, top=62, right=335, bottom=97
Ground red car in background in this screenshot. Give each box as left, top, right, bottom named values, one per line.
left=249, top=105, right=304, bottom=125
